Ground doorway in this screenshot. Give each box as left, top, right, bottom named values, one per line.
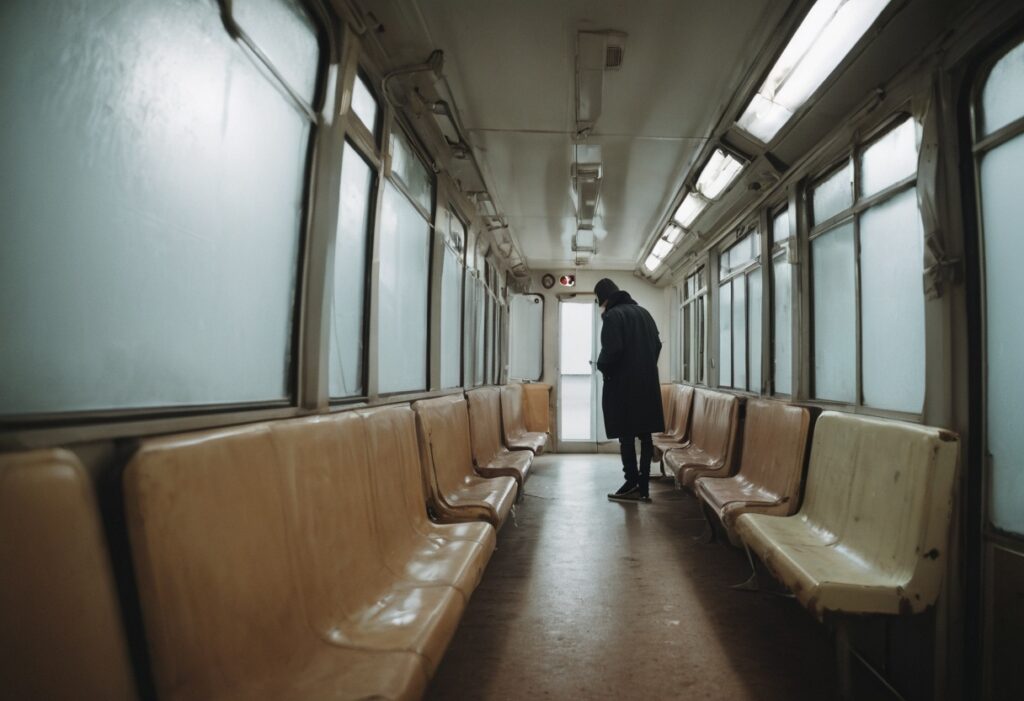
left=557, top=297, right=607, bottom=452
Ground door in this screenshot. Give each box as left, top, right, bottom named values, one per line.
left=557, top=298, right=607, bottom=452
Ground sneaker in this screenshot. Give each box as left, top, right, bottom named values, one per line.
left=607, top=481, right=638, bottom=499
left=608, top=490, right=653, bottom=503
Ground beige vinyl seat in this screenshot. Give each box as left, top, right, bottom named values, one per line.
left=467, top=387, right=533, bottom=495
left=694, top=399, right=811, bottom=544
left=657, top=382, right=677, bottom=436
left=1, top=449, right=138, bottom=701
left=500, top=383, right=548, bottom=454
left=734, top=411, right=959, bottom=618
left=358, top=404, right=497, bottom=586
left=521, top=383, right=552, bottom=435
left=654, top=384, right=695, bottom=459
left=413, top=395, right=518, bottom=530
left=663, top=388, right=740, bottom=489
left=124, top=422, right=465, bottom=700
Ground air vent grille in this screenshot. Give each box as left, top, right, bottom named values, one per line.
left=605, top=45, right=624, bottom=69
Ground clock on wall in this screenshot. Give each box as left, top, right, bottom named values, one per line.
left=541, top=273, right=555, bottom=289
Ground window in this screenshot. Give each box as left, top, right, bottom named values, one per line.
left=737, top=0, right=893, bottom=143
left=809, top=116, right=924, bottom=412
left=770, top=208, right=793, bottom=395
left=681, top=267, right=708, bottom=384
left=328, top=143, right=374, bottom=398
left=718, top=231, right=762, bottom=392
left=0, top=0, right=322, bottom=415
left=439, top=210, right=465, bottom=388
left=377, top=129, right=433, bottom=394
left=975, top=38, right=1024, bottom=536
left=509, top=294, right=543, bottom=381
left=350, top=72, right=379, bottom=138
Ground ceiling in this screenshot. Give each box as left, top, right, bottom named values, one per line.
left=354, top=0, right=974, bottom=274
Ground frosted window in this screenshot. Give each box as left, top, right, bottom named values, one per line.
left=812, top=223, right=856, bottom=402
left=233, top=0, right=321, bottom=102
left=0, top=0, right=314, bottom=414
left=860, top=189, right=925, bottom=412
left=733, top=278, right=747, bottom=390
left=463, top=275, right=477, bottom=386
left=474, top=279, right=486, bottom=386
left=773, top=254, right=793, bottom=395
left=981, top=40, right=1024, bottom=137
left=561, top=303, right=594, bottom=374
left=749, top=268, right=763, bottom=394
left=439, top=245, right=463, bottom=388
left=328, top=143, right=372, bottom=398
left=351, top=73, right=378, bottom=135
left=390, top=130, right=433, bottom=213
left=719, top=283, right=732, bottom=387
left=981, top=133, right=1024, bottom=535
left=772, top=208, right=791, bottom=245
left=560, top=376, right=593, bottom=440
left=377, top=182, right=430, bottom=394
left=860, top=118, right=918, bottom=198
left=812, top=162, right=853, bottom=225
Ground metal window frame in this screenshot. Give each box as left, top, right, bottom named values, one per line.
left=717, top=226, right=762, bottom=393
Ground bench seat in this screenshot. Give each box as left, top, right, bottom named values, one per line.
left=663, top=388, right=740, bottom=489
left=653, top=384, right=693, bottom=458
left=1, top=449, right=137, bottom=701
left=694, top=399, right=811, bottom=540
left=734, top=411, right=959, bottom=618
left=414, top=395, right=518, bottom=529
left=468, top=387, right=533, bottom=494
left=500, top=384, right=548, bottom=454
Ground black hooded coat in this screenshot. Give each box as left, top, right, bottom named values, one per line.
left=596, top=290, right=665, bottom=439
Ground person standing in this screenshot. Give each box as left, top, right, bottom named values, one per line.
left=594, top=278, right=665, bottom=503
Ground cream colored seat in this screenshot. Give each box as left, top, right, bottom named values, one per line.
left=653, top=384, right=694, bottom=458
left=413, top=395, right=518, bottom=530
left=468, top=387, right=533, bottom=495
left=663, top=389, right=740, bottom=489
left=358, top=403, right=497, bottom=594
left=734, top=412, right=959, bottom=618
left=1, top=449, right=138, bottom=701
left=500, top=383, right=548, bottom=454
left=657, top=382, right=676, bottom=437
left=521, top=383, right=552, bottom=435
left=694, top=399, right=811, bottom=543
left=125, top=424, right=440, bottom=700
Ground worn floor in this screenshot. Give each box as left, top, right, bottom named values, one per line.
left=426, top=454, right=839, bottom=700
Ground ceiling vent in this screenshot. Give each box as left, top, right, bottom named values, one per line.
left=604, top=35, right=626, bottom=70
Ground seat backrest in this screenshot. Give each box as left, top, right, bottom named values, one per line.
left=660, top=383, right=676, bottom=431
left=670, top=384, right=695, bottom=440
left=500, top=384, right=528, bottom=442
left=690, top=389, right=739, bottom=463
left=466, top=387, right=505, bottom=466
left=125, top=425, right=311, bottom=700
left=738, top=399, right=811, bottom=503
left=359, top=403, right=435, bottom=543
left=1, top=449, right=137, bottom=701
left=413, top=395, right=476, bottom=493
left=269, top=414, right=394, bottom=622
left=521, top=383, right=551, bottom=433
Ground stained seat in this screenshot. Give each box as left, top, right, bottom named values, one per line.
left=663, top=388, right=740, bottom=488
left=694, top=399, right=811, bottom=542
left=500, top=383, right=548, bottom=454
left=467, top=387, right=532, bottom=495
left=413, top=395, right=518, bottom=530
left=734, top=412, right=959, bottom=618
left=0, top=449, right=137, bottom=701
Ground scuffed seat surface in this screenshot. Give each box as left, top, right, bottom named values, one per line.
left=501, top=384, right=548, bottom=455
left=468, top=387, right=533, bottom=494
left=663, top=388, right=739, bottom=488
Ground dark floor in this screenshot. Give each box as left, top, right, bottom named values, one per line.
left=426, top=454, right=840, bottom=700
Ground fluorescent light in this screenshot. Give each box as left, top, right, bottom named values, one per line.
left=737, top=0, right=892, bottom=143
left=696, top=149, right=745, bottom=199
left=644, top=253, right=662, bottom=272
left=652, top=239, right=673, bottom=259
left=673, top=192, right=708, bottom=228
left=664, top=224, right=682, bottom=244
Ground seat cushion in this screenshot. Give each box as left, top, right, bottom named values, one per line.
left=507, top=431, right=547, bottom=455
left=664, top=446, right=723, bottom=487
left=695, top=475, right=792, bottom=530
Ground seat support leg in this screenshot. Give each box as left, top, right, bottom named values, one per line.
left=731, top=544, right=760, bottom=591
left=692, top=501, right=718, bottom=544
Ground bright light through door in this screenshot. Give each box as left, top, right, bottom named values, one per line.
left=559, top=300, right=595, bottom=441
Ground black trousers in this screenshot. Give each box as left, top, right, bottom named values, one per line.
left=618, top=433, right=653, bottom=487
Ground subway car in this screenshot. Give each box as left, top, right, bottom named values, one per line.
left=2, top=0, right=1023, bottom=699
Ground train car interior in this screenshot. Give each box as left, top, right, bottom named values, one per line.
left=3, top=0, right=1024, bottom=699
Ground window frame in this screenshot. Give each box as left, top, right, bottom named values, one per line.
left=768, top=202, right=794, bottom=397
left=717, top=225, right=763, bottom=393
left=681, top=265, right=708, bottom=385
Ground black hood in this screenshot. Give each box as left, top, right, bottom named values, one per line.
left=603, top=289, right=636, bottom=312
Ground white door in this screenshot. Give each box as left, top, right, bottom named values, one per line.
left=557, top=298, right=607, bottom=452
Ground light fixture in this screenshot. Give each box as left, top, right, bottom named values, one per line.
left=643, top=253, right=662, bottom=272
left=695, top=148, right=745, bottom=199
left=652, top=239, right=673, bottom=259
left=573, top=228, right=597, bottom=253
left=737, top=0, right=892, bottom=143
left=664, top=224, right=682, bottom=244
left=673, top=192, right=708, bottom=228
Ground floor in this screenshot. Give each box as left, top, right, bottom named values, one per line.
left=426, top=454, right=839, bottom=700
